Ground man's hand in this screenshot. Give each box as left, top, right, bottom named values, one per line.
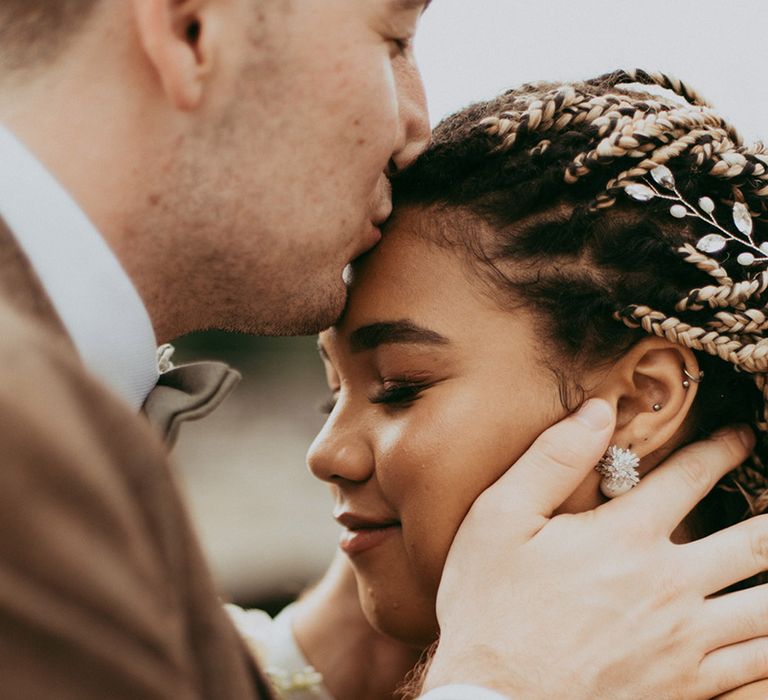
left=425, top=399, right=768, bottom=700
left=714, top=678, right=768, bottom=699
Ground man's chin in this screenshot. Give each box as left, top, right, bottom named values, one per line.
left=252, top=285, right=349, bottom=336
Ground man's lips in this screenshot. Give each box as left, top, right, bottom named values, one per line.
left=335, top=512, right=401, bottom=556
left=349, top=221, right=383, bottom=262
left=372, top=178, right=393, bottom=225
left=350, top=181, right=392, bottom=259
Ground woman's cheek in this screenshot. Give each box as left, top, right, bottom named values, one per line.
left=391, top=403, right=501, bottom=588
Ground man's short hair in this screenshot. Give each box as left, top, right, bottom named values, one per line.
left=0, top=1, right=100, bottom=70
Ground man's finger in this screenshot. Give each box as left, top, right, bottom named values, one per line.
left=703, top=582, right=768, bottom=650
left=699, top=636, right=768, bottom=699
left=684, top=514, right=768, bottom=594
left=713, top=679, right=768, bottom=700
left=482, top=399, right=614, bottom=520
left=611, top=426, right=753, bottom=535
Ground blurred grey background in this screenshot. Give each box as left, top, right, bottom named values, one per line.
left=172, top=0, right=768, bottom=608
left=172, top=334, right=333, bottom=607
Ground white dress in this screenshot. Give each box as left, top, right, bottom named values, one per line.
left=227, top=604, right=507, bottom=700
left=226, top=603, right=335, bottom=700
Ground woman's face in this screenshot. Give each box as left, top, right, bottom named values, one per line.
left=307, top=207, right=602, bottom=645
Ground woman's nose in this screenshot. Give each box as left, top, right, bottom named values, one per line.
left=307, top=407, right=375, bottom=485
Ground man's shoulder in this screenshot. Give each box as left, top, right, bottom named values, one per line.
left=0, top=291, right=145, bottom=448
left=0, top=293, right=267, bottom=699
left=0, top=290, right=189, bottom=564
left=0, top=285, right=80, bottom=380
left=0, top=290, right=173, bottom=529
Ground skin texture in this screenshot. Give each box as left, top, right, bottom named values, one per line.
left=306, top=209, right=768, bottom=699
left=290, top=552, right=424, bottom=700
left=0, top=0, right=431, bottom=340
left=716, top=680, right=768, bottom=699
left=0, top=3, right=430, bottom=694
left=309, top=207, right=704, bottom=645
left=5, top=2, right=768, bottom=698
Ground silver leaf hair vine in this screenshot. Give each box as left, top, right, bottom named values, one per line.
left=625, top=165, right=765, bottom=267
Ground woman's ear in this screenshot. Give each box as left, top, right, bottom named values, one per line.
left=131, top=0, right=218, bottom=111
left=591, top=337, right=701, bottom=472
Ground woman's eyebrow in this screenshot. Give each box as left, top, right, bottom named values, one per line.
left=349, top=321, right=449, bottom=352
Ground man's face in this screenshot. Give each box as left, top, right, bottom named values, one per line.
left=168, top=0, right=431, bottom=336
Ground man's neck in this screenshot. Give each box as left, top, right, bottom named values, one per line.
left=0, top=61, right=188, bottom=344
left=0, top=124, right=161, bottom=407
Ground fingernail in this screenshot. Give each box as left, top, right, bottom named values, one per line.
left=574, top=399, right=613, bottom=431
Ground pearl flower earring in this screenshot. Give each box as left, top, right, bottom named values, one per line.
left=596, top=445, right=640, bottom=498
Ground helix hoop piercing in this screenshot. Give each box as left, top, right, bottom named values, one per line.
left=682, top=367, right=704, bottom=387
left=595, top=445, right=640, bottom=498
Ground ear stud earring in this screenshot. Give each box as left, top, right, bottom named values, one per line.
left=652, top=403, right=662, bottom=412
left=596, top=445, right=640, bottom=498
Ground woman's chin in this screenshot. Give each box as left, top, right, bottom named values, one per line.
left=363, top=600, right=439, bottom=648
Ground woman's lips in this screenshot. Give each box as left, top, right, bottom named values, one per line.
left=335, top=512, right=401, bottom=556
left=338, top=523, right=401, bottom=556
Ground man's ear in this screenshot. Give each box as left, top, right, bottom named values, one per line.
left=132, top=0, right=217, bottom=110
left=592, top=337, right=701, bottom=471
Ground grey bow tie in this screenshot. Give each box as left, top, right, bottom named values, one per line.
left=142, top=345, right=241, bottom=447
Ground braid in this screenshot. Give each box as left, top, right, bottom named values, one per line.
left=586, top=69, right=743, bottom=145
left=479, top=72, right=768, bottom=384
left=394, top=69, right=768, bottom=538
left=586, top=69, right=713, bottom=108
left=709, top=310, right=768, bottom=335
left=676, top=243, right=732, bottom=284
left=754, top=376, right=768, bottom=433
left=617, top=306, right=768, bottom=379
left=676, top=274, right=768, bottom=312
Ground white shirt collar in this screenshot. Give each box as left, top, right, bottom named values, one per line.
left=0, top=124, right=159, bottom=409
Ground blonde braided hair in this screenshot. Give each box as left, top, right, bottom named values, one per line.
left=487, top=72, right=768, bottom=431
left=395, top=69, right=768, bottom=519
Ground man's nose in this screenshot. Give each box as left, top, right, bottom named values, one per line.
left=389, top=57, right=431, bottom=174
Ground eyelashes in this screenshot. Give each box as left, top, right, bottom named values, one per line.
left=318, top=396, right=337, bottom=416
left=369, top=380, right=428, bottom=407
left=391, top=37, right=412, bottom=56
left=318, top=379, right=431, bottom=415
left=388, top=33, right=414, bottom=60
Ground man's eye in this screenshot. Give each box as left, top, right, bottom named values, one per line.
left=390, top=37, right=412, bottom=57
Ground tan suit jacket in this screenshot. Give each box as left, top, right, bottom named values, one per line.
left=0, top=220, right=274, bottom=699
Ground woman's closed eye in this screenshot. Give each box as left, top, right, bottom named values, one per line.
left=318, top=397, right=337, bottom=415
left=318, top=388, right=340, bottom=416
left=369, top=378, right=432, bottom=408
left=317, top=377, right=434, bottom=415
